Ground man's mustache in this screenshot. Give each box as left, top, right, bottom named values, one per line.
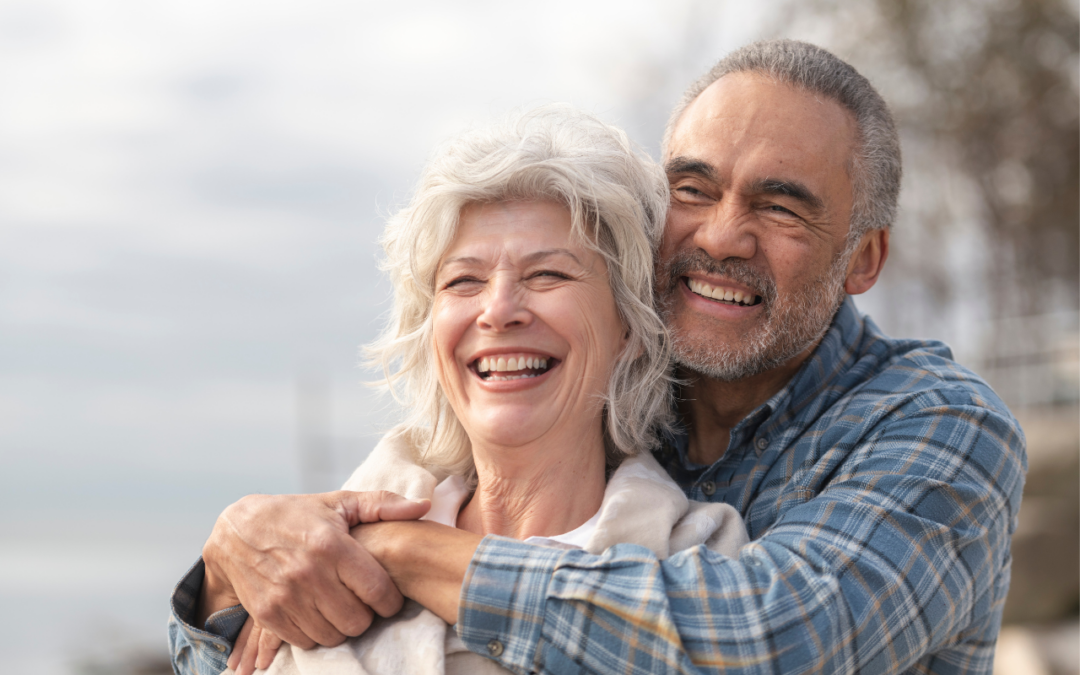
left=661, top=249, right=777, bottom=305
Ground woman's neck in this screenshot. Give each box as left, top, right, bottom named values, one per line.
left=455, top=428, right=607, bottom=541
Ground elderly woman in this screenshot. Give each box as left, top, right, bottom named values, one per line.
left=220, top=106, right=748, bottom=675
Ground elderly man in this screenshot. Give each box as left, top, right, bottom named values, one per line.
left=170, top=40, right=1025, bottom=675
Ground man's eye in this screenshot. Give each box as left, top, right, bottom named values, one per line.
left=768, top=204, right=796, bottom=215
left=673, top=185, right=713, bottom=203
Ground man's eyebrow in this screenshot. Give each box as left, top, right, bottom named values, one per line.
left=664, top=156, right=717, bottom=180
left=751, top=178, right=825, bottom=211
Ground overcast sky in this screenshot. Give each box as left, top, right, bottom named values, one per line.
left=0, top=3, right=778, bottom=669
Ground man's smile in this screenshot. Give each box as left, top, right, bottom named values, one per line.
left=684, top=277, right=762, bottom=306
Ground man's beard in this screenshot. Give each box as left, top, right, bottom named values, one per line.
left=656, top=248, right=850, bottom=382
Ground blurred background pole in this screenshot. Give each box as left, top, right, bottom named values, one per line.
left=295, top=371, right=334, bottom=494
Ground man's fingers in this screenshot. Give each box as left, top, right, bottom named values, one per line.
left=256, top=628, right=285, bottom=670
left=371, top=493, right=431, bottom=522
left=237, top=623, right=262, bottom=675
left=315, top=589, right=377, bottom=638
left=330, top=490, right=430, bottom=526
left=243, top=595, right=325, bottom=651
left=228, top=616, right=255, bottom=672
left=337, top=537, right=405, bottom=618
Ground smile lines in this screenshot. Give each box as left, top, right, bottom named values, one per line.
left=686, top=278, right=761, bottom=306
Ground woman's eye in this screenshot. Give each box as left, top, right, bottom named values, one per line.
left=444, top=276, right=481, bottom=288
left=532, top=270, right=570, bottom=280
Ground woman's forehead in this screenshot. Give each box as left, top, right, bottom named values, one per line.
left=444, top=201, right=578, bottom=256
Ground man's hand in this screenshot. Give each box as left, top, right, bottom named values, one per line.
left=225, top=516, right=479, bottom=675
left=228, top=617, right=282, bottom=675
left=197, top=490, right=430, bottom=651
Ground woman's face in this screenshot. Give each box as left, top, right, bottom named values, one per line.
left=432, top=200, right=628, bottom=450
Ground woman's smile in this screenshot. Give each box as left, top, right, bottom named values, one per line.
left=432, top=200, right=627, bottom=448
left=471, top=352, right=558, bottom=382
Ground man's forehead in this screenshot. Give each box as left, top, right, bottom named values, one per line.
left=665, top=73, right=857, bottom=188
left=668, top=72, right=856, bottom=153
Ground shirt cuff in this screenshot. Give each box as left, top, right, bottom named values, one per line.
left=168, top=558, right=250, bottom=674
left=456, top=535, right=566, bottom=673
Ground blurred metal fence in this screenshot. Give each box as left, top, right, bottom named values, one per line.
left=964, top=311, right=1080, bottom=410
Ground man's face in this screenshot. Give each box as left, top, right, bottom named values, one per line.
left=657, top=72, right=859, bottom=381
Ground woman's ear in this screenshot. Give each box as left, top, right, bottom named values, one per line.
left=844, top=228, right=889, bottom=295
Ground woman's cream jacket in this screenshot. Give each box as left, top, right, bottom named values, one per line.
left=230, top=427, right=749, bottom=675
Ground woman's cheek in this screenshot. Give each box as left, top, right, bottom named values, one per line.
left=432, top=299, right=474, bottom=395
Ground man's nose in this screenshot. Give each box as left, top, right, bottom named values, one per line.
left=476, top=280, right=532, bottom=331
left=692, top=201, right=758, bottom=262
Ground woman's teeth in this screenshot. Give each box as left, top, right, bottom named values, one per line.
left=687, top=279, right=759, bottom=306
left=476, top=355, right=550, bottom=381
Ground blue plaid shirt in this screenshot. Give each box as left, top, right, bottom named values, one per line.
left=168, top=298, right=1025, bottom=674
left=455, top=298, right=1025, bottom=674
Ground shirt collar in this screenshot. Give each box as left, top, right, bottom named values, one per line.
left=667, top=296, right=867, bottom=468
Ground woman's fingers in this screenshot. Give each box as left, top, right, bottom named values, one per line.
left=228, top=616, right=255, bottom=671
left=256, top=628, right=285, bottom=671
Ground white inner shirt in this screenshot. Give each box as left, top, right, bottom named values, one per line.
left=419, top=475, right=600, bottom=550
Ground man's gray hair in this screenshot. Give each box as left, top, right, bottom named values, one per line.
left=663, top=39, right=901, bottom=236
left=367, top=105, right=675, bottom=478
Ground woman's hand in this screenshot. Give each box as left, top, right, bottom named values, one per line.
left=228, top=616, right=284, bottom=675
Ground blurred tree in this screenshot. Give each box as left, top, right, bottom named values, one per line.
left=793, top=0, right=1078, bottom=326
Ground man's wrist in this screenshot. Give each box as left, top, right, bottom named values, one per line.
left=352, top=519, right=481, bottom=624
left=195, top=553, right=240, bottom=629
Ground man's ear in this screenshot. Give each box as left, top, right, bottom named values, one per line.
left=844, top=228, right=889, bottom=295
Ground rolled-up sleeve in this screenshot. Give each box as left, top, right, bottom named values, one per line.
left=457, top=405, right=1026, bottom=675
left=168, top=558, right=249, bottom=675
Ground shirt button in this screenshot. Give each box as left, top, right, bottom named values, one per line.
left=701, top=480, right=716, bottom=496
left=214, top=643, right=227, bottom=653
left=755, top=437, right=769, bottom=451
left=487, top=638, right=504, bottom=657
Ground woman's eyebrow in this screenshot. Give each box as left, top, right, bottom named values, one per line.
left=438, top=250, right=582, bottom=272
left=439, top=256, right=483, bottom=267
left=522, top=249, right=582, bottom=265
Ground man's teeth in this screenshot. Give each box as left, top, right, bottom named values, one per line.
left=687, top=279, right=758, bottom=306
left=476, top=355, right=550, bottom=380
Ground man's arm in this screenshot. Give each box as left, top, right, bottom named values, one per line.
left=352, top=519, right=482, bottom=624
left=372, top=405, right=1025, bottom=674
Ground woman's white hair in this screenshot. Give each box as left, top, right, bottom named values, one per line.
left=365, top=105, right=675, bottom=477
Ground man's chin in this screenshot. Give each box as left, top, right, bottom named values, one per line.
left=667, top=307, right=832, bottom=383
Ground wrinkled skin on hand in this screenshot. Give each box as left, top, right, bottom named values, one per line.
left=199, top=489, right=430, bottom=674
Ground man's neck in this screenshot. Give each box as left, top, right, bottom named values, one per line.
left=678, top=348, right=811, bottom=466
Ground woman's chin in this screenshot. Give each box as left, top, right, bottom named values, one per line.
left=469, top=425, right=546, bottom=450
left=464, top=409, right=556, bottom=449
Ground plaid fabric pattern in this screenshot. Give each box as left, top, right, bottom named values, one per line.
left=168, top=558, right=248, bottom=675
left=456, top=298, right=1026, bottom=675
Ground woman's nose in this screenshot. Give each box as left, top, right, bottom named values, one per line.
left=476, top=281, right=532, bottom=331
